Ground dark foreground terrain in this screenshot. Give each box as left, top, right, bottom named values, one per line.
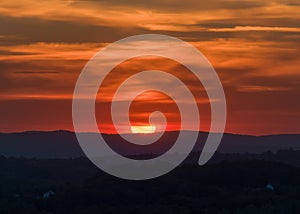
left=1, top=151, right=300, bottom=213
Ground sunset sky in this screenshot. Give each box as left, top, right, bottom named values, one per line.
left=0, top=0, right=299, bottom=135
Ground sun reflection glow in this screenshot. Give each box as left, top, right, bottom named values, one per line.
left=130, top=125, right=156, bottom=134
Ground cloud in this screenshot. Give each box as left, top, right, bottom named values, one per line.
left=208, top=26, right=300, bottom=33
left=0, top=0, right=299, bottom=34
left=0, top=42, right=102, bottom=60
left=0, top=0, right=299, bottom=134
left=237, top=85, right=291, bottom=92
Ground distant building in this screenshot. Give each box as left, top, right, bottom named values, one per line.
left=43, top=190, right=55, bottom=199
left=266, top=183, right=275, bottom=191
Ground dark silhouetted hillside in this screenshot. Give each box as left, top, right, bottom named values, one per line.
left=0, top=131, right=300, bottom=158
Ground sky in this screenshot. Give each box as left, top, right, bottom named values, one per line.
left=0, top=0, right=299, bottom=135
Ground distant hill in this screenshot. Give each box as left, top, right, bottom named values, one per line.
left=0, top=130, right=299, bottom=158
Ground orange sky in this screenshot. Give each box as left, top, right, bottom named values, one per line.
left=0, top=0, right=299, bottom=135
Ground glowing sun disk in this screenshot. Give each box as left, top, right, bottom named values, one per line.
left=130, top=125, right=156, bottom=134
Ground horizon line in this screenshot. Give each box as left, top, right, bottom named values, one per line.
left=1, top=129, right=300, bottom=137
